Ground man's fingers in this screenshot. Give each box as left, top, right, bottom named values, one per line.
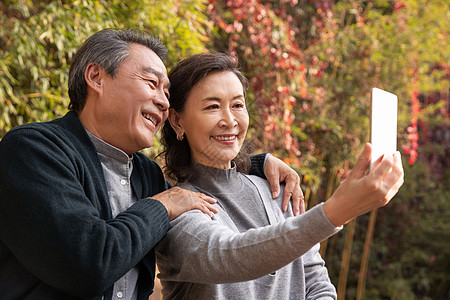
left=264, top=153, right=305, bottom=214
left=280, top=188, right=304, bottom=216
left=282, top=174, right=302, bottom=214
left=195, top=200, right=218, bottom=218
left=200, top=194, right=217, bottom=204
left=292, top=186, right=305, bottom=215
left=197, top=202, right=213, bottom=218
left=282, top=175, right=296, bottom=210
left=300, top=198, right=305, bottom=215
left=197, top=194, right=219, bottom=216
left=270, top=181, right=281, bottom=199
left=264, top=154, right=281, bottom=198
left=205, top=201, right=219, bottom=214
left=281, top=191, right=291, bottom=213
left=204, top=202, right=216, bottom=218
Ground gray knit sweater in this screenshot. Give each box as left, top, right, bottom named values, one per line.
left=155, top=163, right=341, bottom=299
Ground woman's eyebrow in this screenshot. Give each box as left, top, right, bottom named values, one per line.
left=200, top=95, right=244, bottom=102
left=201, top=97, right=221, bottom=102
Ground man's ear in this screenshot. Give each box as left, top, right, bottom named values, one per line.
left=168, top=108, right=184, bottom=133
left=84, top=63, right=104, bottom=94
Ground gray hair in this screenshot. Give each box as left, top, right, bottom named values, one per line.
left=68, top=28, right=167, bottom=112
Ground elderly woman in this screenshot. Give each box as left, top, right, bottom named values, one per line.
left=155, top=53, right=404, bottom=299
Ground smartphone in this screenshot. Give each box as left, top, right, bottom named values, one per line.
left=370, top=87, right=398, bottom=169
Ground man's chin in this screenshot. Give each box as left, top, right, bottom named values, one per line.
left=141, top=138, right=155, bottom=151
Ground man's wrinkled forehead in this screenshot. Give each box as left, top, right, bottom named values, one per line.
left=126, top=44, right=168, bottom=75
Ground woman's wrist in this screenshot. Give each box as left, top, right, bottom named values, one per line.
left=322, top=195, right=352, bottom=227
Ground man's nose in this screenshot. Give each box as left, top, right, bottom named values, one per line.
left=154, top=90, right=170, bottom=111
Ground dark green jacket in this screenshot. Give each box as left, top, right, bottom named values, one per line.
left=0, top=111, right=170, bottom=299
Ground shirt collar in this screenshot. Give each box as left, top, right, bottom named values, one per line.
left=86, top=130, right=133, bottom=165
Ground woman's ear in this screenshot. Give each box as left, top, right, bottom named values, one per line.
left=168, top=108, right=184, bottom=134
left=84, top=63, right=104, bottom=94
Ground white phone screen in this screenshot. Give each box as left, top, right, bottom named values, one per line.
left=370, top=88, right=398, bottom=169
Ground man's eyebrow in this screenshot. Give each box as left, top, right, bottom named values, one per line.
left=141, top=66, right=171, bottom=88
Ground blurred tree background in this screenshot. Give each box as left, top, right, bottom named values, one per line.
left=1, top=0, right=448, bottom=299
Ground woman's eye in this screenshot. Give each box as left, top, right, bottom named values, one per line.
left=233, top=103, right=245, bottom=108
left=205, top=104, right=219, bottom=110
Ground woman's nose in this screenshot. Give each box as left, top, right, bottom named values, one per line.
left=218, top=109, right=237, bottom=127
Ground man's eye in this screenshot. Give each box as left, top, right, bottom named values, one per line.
left=148, top=79, right=157, bottom=86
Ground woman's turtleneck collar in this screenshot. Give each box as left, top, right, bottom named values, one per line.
left=188, top=161, right=243, bottom=195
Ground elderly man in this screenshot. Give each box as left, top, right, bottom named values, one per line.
left=0, top=28, right=303, bottom=300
